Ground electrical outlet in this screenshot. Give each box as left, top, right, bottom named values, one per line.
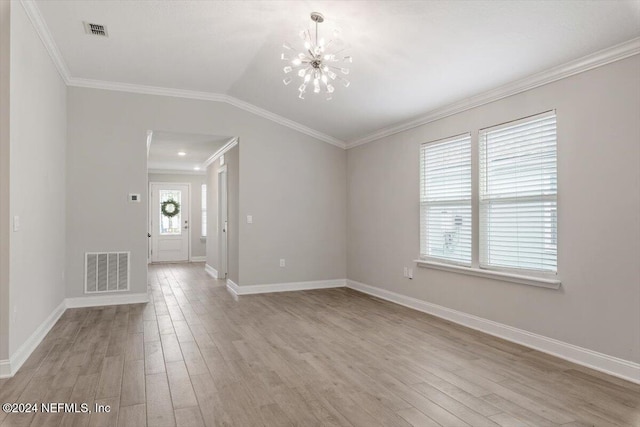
left=403, top=267, right=408, bottom=277
left=279, top=258, right=285, bottom=267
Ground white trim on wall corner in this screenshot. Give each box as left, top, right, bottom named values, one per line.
left=346, top=279, right=640, bottom=384
left=190, top=256, right=206, bottom=263
left=1, top=293, right=150, bottom=378
left=20, top=0, right=639, bottom=152
left=19, top=0, right=344, bottom=149
left=0, top=300, right=66, bottom=378
left=67, top=78, right=345, bottom=148
left=19, top=0, right=71, bottom=84
left=226, top=278, right=240, bottom=297
left=205, top=264, right=218, bottom=279
left=65, top=292, right=149, bottom=308
left=226, top=278, right=346, bottom=296
left=203, top=137, right=238, bottom=169
left=0, top=360, right=10, bottom=378
left=148, top=168, right=206, bottom=176
left=346, top=37, right=640, bottom=149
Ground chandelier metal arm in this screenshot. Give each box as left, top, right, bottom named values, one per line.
left=281, top=11, right=351, bottom=100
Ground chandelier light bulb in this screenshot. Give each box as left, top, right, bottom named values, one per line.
left=280, top=11, right=351, bottom=100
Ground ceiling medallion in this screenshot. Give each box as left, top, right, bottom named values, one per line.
left=281, top=12, right=352, bottom=100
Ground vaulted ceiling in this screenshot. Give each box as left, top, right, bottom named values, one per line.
left=33, top=0, right=640, bottom=145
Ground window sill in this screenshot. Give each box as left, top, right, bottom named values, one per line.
left=413, top=259, right=561, bottom=289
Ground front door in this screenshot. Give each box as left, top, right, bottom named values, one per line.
left=150, top=183, right=190, bottom=262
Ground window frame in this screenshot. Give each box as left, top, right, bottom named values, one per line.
left=479, top=111, right=558, bottom=276
left=416, top=111, right=560, bottom=289
left=419, top=133, right=473, bottom=267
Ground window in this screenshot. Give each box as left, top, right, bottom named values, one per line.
left=159, top=190, right=182, bottom=235
left=480, top=112, right=557, bottom=273
left=201, top=184, right=207, bottom=238
left=418, top=111, right=559, bottom=284
left=420, top=134, right=472, bottom=265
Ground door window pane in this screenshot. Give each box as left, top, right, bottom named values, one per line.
left=160, top=190, right=182, bottom=235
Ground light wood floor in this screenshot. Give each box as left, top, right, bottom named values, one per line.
left=1, top=263, right=638, bottom=427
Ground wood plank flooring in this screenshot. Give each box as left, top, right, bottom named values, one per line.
left=0, top=262, right=638, bottom=426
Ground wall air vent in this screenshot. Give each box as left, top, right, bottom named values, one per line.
left=83, top=22, right=108, bottom=37
left=85, top=252, right=129, bottom=293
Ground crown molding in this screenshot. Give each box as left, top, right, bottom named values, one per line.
left=203, top=137, right=238, bottom=169
left=148, top=168, right=206, bottom=176
left=346, top=37, right=640, bottom=149
left=19, top=0, right=639, bottom=152
left=19, top=0, right=345, bottom=150
left=20, top=0, right=71, bottom=84
left=67, top=77, right=346, bottom=149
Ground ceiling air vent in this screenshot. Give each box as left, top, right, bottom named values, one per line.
left=83, top=22, right=108, bottom=37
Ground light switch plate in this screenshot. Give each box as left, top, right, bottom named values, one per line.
left=13, top=216, right=20, bottom=232
left=247, top=215, right=253, bottom=224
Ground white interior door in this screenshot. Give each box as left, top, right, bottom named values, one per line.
left=218, top=167, right=228, bottom=278
left=150, top=183, right=190, bottom=262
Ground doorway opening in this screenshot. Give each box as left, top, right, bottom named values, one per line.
left=146, top=131, right=238, bottom=285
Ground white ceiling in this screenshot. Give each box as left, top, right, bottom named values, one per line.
left=35, top=1, right=640, bottom=143
left=148, top=131, right=230, bottom=172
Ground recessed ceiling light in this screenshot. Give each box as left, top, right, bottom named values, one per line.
left=178, top=151, right=186, bottom=156
left=193, top=166, right=201, bottom=171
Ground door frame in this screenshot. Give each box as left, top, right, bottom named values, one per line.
left=217, top=165, right=228, bottom=279
left=149, top=181, right=192, bottom=263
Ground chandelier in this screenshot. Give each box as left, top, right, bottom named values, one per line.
left=281, top=12, right=352, bottom=100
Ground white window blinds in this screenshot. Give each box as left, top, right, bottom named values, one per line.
left=420, top=134, right=472, bottom=265
left=479, top=111, right=557, bottom=273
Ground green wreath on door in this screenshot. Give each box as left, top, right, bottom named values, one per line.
left=161, top=199, right=181, bottom=218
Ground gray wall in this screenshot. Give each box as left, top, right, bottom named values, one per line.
left=0, top=0, right=11, bottom=362
left=67, top=87, right=346, bottom=298
left=148, top=173, right=207, bottom=258
left=7, top=2, right=67, bottom=355
left=347, top=55, right=640, bottom=363
left=240, top=129, right=347, bottom=285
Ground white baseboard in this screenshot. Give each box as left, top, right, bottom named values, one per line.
left=0, top=359, right=10, bottom=378
left=227, top=278, right=346, bottom=296
left=226, top=278, right=240, bottom=298
left=346, top=279, right=640, bottom=384
left=1, top=291, right=150, bottom=378
left=65, top=292, right=149, bottom=308
left=190, top=256, right=206, bottom=263
left=205, top=264, right=218, bottom=279
left=0, top=300, right=66, bottom=379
